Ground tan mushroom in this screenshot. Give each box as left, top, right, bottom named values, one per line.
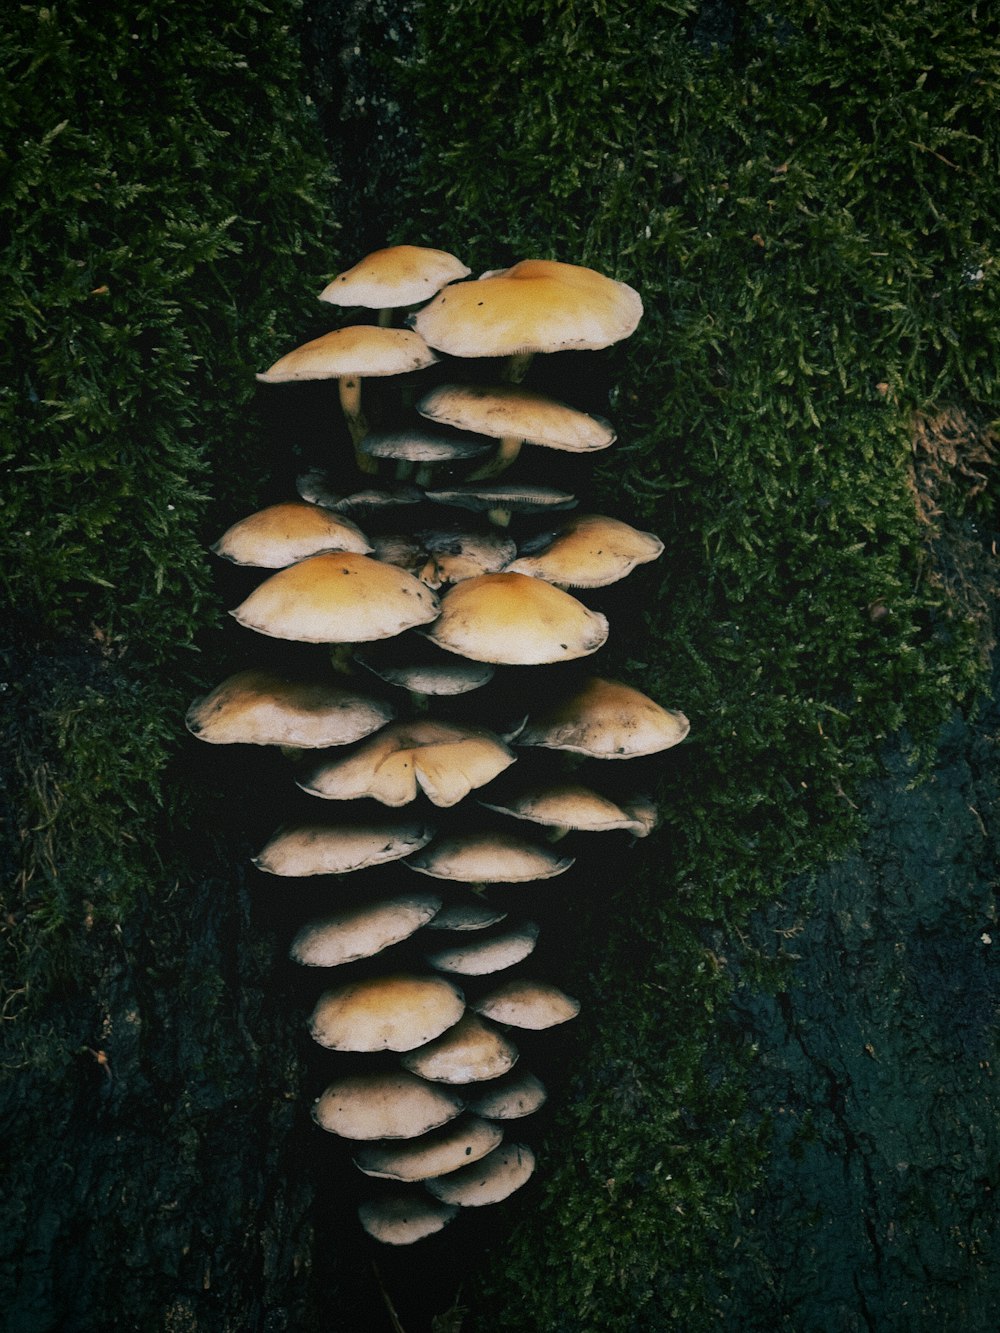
left=358, top=1193, right=458, bottom=1245
left=424, top=897, right=508, bottom=932
left=470, top=978, right=581, bottom=1030
left=210, top=502, right=372, bottom=568
left=256, top=325, right=438, bottom=472
left=308, top=972, right=464, bottom=1052
left=319, top=245, right=470, bottom=324
left=289, top=891, right=443, bottom=968
left=312, top=1069, right=464, bottom=1140
left=424, top=572, right=608, bottom=666
left=425, top=481, right=577, bottom=529
left=358, top=425, right=490, bottom=484
left=464, top=1069, right=548, bottom=1121
left=424, top=1142, right=535, bottom=1207
left=353, top=1115, right=503, bottom=1181
left=185, top=670, right=394, bottom=748
left=423, top=921, right=539, bottom=977
left=254, top=819, right=433, bottom=877
left=296, top=718, right=515, bottom=808
left=517, top=676, right=691, bottom=758
left=406, top=830, right=574, bottom=884
left=401, top=1012, right=519, bottom=1084
left=506, top=514, right=665, bottom=588
left=479, top=783, right=656, bottom=839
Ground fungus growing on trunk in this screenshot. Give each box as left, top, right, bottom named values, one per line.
left=464, top=1069, right=547, bottom=1121
left=210, top=502, right=372, bottom=568
left=185, top=670, right=394, bottom=748
left=308, top=972, right=465, bottom=1053
left=517, top=676, right=691, bottom=758
left=353, top=1115, right=503, bottom=1182
left=424, top=1142, right=536, bottom=1208
left=253, top=819, right=434, bottom=877
left=506, top=514, right=665, bottom=588
left=480, top=782, right=657, bottom=839
left=312, top=1069, right=465, bottom=1141
left=289, top=891, right=444, bottom=968
left=400, top=1012, right=519, bottom=1085
left=358, top=1195, right=458, bottom=1246
left=405, top=829, right=574, bottom=884
left=319, top=245, right=470, bottom=325
left=471, top=978, right=581, bottom=1030
left=423, top=921, right=540, bottom=977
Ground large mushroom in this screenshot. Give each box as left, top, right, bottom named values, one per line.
left=517, top=676, right=691, bottom=758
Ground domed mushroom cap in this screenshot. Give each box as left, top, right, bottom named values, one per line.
left=406, top=830, right=574, bottom=883
left=313, top=1069, right=464, bottom=1140
left=357, top=649, right=495, bottom=698
left=254, top=819, right=434, bottom=877
left=517, top=676, right=691, bottom=758
left=210, top=502, right=372, bottom=568
left=480, top=783, right=652, bottom=835
left=424, top=921, right=539, bottom=977
left=358, top=1193, right=458, bottom=1245
left=506, top=514, right=665, bottom=588
left=412, top=258, right=643, bottom=358
left=319, top=245, right=471, bottom=310
left=401, top=1012, right=519, bottom=1084
left=425, top=1142, right=535, bottom=1207
left=359, top=425, right=491, bottom=466
left=256, top=325, right=438, bottom=382
left=425, top=572, right=608, bottom=666
left=230, top=553, right=440, bottom=644
left=464, top=1068, right=548, bottom=1120
left=289, top=891, right=443, bottom=968
left=418, top=383, right=616, bottom=453
left=297, top=719, right=515, bottom=808
left=471, top=978, right=581, bottom=1030
left=309, top=972, right=464, bottom=1052
left=353, top=1115, right=503, bottom=1181
left=185, top=670, right=394, bottom=748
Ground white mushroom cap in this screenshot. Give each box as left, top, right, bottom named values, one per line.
left=296, top=719, right=515, bottom=808
left=358, top=1193, right=458, bottom=1245
left=401, top=1011, right=519, bottom=1084
left=319, top=245, right=471, bottom=310
left=411, top=258, right=643, bottom=358
left=424, top=921, right=539, bottom=976
left=506, top=514, right=665, bottom=588
left=185, top=670, right=394, bottom=748
left=256, top=325, right=438, bottom=382
left=464, top=1069, right=548, bottom=1120
left=254, top=819, right=434, bottom=877
left=517, top=676, right=691, bottom=758
left=230, top=552, right=440, bottom=644
left=471, top=978, right=581, bottom=1030
left=418, top=383, right=616, bottom=453
left=309, top=972, right=464, bottom=1052
left=425, top=1142, right=535, bottom=1207
left=406, top=830, right=574, bottom=883
left=210, top=502, right=372, bottom=568
left=289, top=891, right=443, bottom=968
left=313, top=1069, right=464, bottom=1140
left=424, top=572, right=608, bottom=666
left=353, top=1115, right=503, bottom=1181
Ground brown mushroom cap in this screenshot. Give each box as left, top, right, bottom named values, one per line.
left=424, top=1142, right=536, bottom=1207
left=470, top=978, right=581, bottom=1030
left=506, top=514, right=665, bottom=588
left=358, top=1193, right=458, bottom=1245
left=401, top=1011, right=519, bottom=1084
left=210, top=502, right=372, bottom=568
left=289, top=891, right=444, bottom=968
left=353, top=1115, right=503, bottom=1181
left=464, top=1068, right=548, bottom=1120
left=313, top=1069, right=464, bottom=1140
left=297, top=719, right=515, bottom=808
left=424, top=572, right=608, bottom=666
left=309, top=972, right=464, bottom=1052
left=517, top=676, right=691, bottom=758
left=418, top=383, right=616, bottom=454
left=424, top=921, right=539, bottom=977
left=406, top=830, right=574, bottom=884
left=256, top=325, right=438, bottom=382
left=230, top=552, right=440, bottom=644
left=185, top=670, right=394, bottom=748
left=319, top=245, right=471, bottom=310
left=411, top=258, right=643, bottom=358
left=479, top=783, right=652, bottom=835
left=254, top=819, right=434, bottom=877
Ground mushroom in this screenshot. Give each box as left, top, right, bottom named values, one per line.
left=425, top=481, right=577, bottom=529
left=415, top=528, right=518, bottom=588
left=355, top=642, right=496, bottom=705
left=308, top=972, right=465, bottom=1052
left=256, top=325, right=438, bottom=472
left=358, top=1193, right=458, bottom=1245
left=319, top=245, right=471, bottom=325
left=424, top=1142, right=536, bottom=1208
left=506, top=514, right=665, bottom=588
left=470, top=978, right=581, bottom=1030
left=418, top=382, right=616, bottom=480
left=289, top=891, right=443, bottom=968
left=424, top=896, right=508, bottom=932
left=358, top=425, right=490, bottom=484
left=185, top=670, right=394, bottom=748
left=400, top=1012, right=519, bottom=1084
left=312, top=1069, right=464, bottom=1140
left=353, top=1115, right=503, bottom=1182
left=516, top=676, right=691, bottom=759
left=210, top=502, right=372, bottom=568
left=405, top=830, right=574, bottom=884
left=479, top=783, right=657, bottom=840
left=296, top=718, right=515, bottom=808
left=253, top=818, right=434, bottom=877
left=463, top=1069, right=548, bottom=1121
left=297, top=468, right=425, bottom=513
left=424, top=572, right=608, bottom=666
left=423, top=921, right=539, bottom=977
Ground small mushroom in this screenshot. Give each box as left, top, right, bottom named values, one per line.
left=312, top=1069, right=464, bottom=1140
left=289, top=891, right=443, bottom=968
left=254, top=819, right=434, bottom=877
left=319, top=245, right=471, bottom=325
left=355, top=643, right=496, bottom=703
left=425, top=482, right=577, bottom=529
left=401, top=1012, right=519, bottom=1084
left=358, top=425, right=490, bottom=484
left=464, top=1069, right=548, bottom=1121
left=308, top=972, right=464, bottom=1052
left=517, top=676, right=691, bottom=759
left=297, top=469, right=425, bottom=513
left=358, top=1193, right=458, bottom=1245
left=479, top=783, right=656, bottom=839
left=185, top=670, right=394, bottom=748
left=210, top=502, right=372, bottom=568
left=423, top=921, right=539, bottom=977
left=506, top=514, right=665, bottom=588
left=406, top=830, right=574, bottom=884
left=470, top=978, right=581, bottom=1030
left=424, top=897, right=508, bottom=932
left=424, top=1142, right=535, bottom=1207
left=353, top=1115, right=503, bottom=1182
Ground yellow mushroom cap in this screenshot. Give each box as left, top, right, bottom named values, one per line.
left=517, top=676, right=691, bottom=759
left=256, top=325, right=438, bottom=382
left=406, top=830, right=574, bottom=883
left=254, top=819, right=433, bottom=877
left=319, top=245, right=471, bottom=309
left=506, top=514, right=665, bottom=588
left=185, top=670, right=394, bottom=748
left=424, top=572, right=608, bottom=665
left=471, top=978, right=581, bottom=1030
left=412, top=258, right=643, bottom=358
left=297, top=718, right=515, bottom=808
left=230, top=552, right=440, bottom=644
left=289, top=891, right=443, bottom=968
left=401, top=1012, right=519, bottom=1084
left=309, top=972, right=464, bottom=1052
left=312, top=1069, right=464, bottom=1140
left=417, top=383, right=616, bottom=453
left=424, top=1142, right=536, bottom=1207
left=211, top=502, right=372, bottom=568
left=358, top=1193, right=458, bottom=1245
left=353, top=1115, right=503, bottom=1181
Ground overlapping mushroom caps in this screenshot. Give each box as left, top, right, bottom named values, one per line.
left=506, top=514, right=665, bottom=588
left=319, top=245, right=470, bottom=324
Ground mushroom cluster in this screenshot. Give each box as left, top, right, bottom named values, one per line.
left=187, top=244, right=690, bottom=1245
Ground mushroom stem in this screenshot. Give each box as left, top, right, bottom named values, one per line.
left=487, top=507, right=513, bottom=528
left=338, top=376, right=379, bottom=475
left=503, top=352, right=534, bottom=385
left=466, top=435, right=523, bottom=482
left=376, top=308, right=394, bottom=329
left=329, top=644, right=357, bottom=676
